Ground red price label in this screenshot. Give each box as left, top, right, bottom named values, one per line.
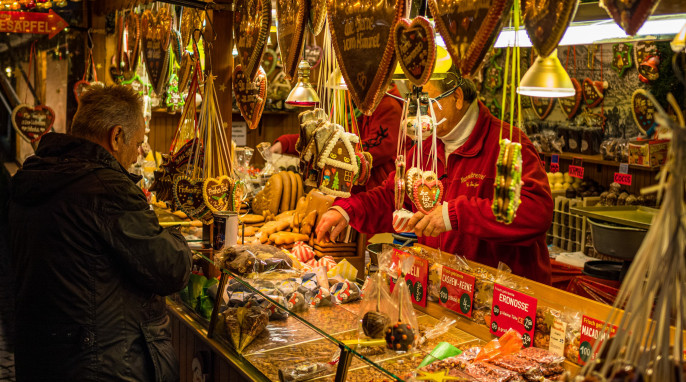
left=390, top=249, right=429, bottom=307
left=550, top=163, right=559, bottom=173
left=438, top=267, right=476, bottom=317
left=578, top=315, right=617, bottom=365
left=490, top=284, right=538, bottom=347
left=614, top=173, right=632, bottom=185
left=569, top=165, right=584, bottom=179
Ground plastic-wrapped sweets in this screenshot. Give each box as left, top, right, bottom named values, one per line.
left=490, top=354, right=545, bottom=381
left=517, top=347, right=565, bottom=376
left=420, top=346, right=480, bottom=372
left=278, top=362, right=333, bottom=382
left=464, top=361, right=524, bottom=382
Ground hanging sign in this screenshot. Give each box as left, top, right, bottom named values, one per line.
left=438, top=266, right=475, bottom=318
left=390, top=248, right=429, bottom=308
left=0, top=9, right=68, bottom=39
left=578, top=315, right=617, bottom=365
left=550, top=154, right=559, bottom=173
left=490, top=283, right=537, bottom=347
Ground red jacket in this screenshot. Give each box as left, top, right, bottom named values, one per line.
left=334, top=102, right=553, bottom=285
left=275, top=85, right=404, bottom=191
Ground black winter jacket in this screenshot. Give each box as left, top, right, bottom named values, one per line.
left=9, top=133, right=192, bottom=381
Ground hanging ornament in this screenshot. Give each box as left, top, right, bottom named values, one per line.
left=234, top=0, right=271, bottom=82
left=634, top=40, right=657, bottom=80
left=308, top=0, right=326, bottom=36
left=303, top=43, right=323, bottom=69
left=123, top=10, right=141, bottom=77
left=522, top=0, right=578, bottom=58
left=261, top=48, right=278, bottom=76
left=530, top=96, right=554, bottom=120
left=429, top=0, right=513, bottom=78
left=483, top=49, right=504, bottom=93
left=638, top=55, right=660, bottom=83
left=233, top=65, right=267, bottom=130
left=631, top=88, right=659, bottom=137
left=558, top=78, right=582, bottom=119
left=276, top=0, right=307, bottom=81
left=412, top=172, right=444, bottom=215
left=179, top=7, right=204, bottom=49
left=202, top=175, right=233, bottom=212
left=599, top=0, right=660, bottom=36
left=12, top=104, right=55, bottom=145
left=327, top=0, right=407, bottom=115
left=141, top=7, right=172, bottom=95
left=611, top=42, right=633, bottom=76
left=582, top=78, right=608, bottom=108
left=394, top=16, right=436, bottom=87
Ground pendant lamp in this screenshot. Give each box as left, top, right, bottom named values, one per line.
left=286, top=60, right=320, bottom=107
left=517, top=49, right=575, bottom=98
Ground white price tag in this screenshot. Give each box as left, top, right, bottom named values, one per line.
left=231, top=121, right=248, bottom=146
left=619, top=163, right=629, bottom=174
left=549, top=319, right=567, bottom=356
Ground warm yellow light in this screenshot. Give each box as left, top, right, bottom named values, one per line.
left=517, top=49, right=575, bottom=98
left=286, top=60, right=320, bottom=107
left=393, top=45, right=453, bottom=79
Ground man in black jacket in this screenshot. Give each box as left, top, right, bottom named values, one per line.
left=9, top=85, right=192, bottom=381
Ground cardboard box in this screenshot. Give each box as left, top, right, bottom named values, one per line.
left=628, top=139, right=669, bottom=167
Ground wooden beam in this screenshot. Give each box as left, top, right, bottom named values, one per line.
left=206, top=0, right=234, bottom=148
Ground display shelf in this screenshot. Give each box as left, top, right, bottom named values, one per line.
left=538, top=151, right=661, bottom=171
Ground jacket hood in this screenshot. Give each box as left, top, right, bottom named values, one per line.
left=10, top=133, right=141, bottom=205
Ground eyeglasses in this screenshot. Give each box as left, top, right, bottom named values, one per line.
left=430, top=73, right=464, bottom=104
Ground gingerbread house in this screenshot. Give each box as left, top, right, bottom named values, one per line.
left=316, top=125, right=359, bottom=197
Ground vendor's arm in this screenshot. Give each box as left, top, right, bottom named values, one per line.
left=446, top=141, right=553, bottom=246
left=100, top=181, right=193, bottom=296
left=272, top=134, right=299, bottom=155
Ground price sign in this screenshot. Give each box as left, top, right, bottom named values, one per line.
left=390, top=249, right=429, bottom=307
left=578, top=315, right=617, bottom=365
left=549, top=319, right=567, bottom=356
left=550, top=154, right=559, bottom=173
left=569, top=158, right=584, bottom=179
left=613, top=172, right=632, bottom=185
left=438, top=266, right=476, bottom=317
left=490, top=284, right=538, bottom=347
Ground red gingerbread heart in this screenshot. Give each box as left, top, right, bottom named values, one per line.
left=328, top=0, right=407, bottom=115
left=429, top=0, right=513, bottom=78
left=558, top=78, right=582, bottom=120
left=233, top=65, right=267, bottom=130
left=394, top=16, right=436, bottom=87
left=234, top=0, right=271, bottom=82
left=276, top=0, right=307, bottom=81
left=12, top=104, right=55, bottom=144
left=412, top=178, right=444, bottom=214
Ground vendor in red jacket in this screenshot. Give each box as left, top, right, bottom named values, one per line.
left=315, top=73, right=553, bottom=285
left=271, top=84, right=404, bottom=190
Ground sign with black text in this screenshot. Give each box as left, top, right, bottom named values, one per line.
left=490, top=284, right=537, bottom=347
left=438, top=266, right=475, bottom=317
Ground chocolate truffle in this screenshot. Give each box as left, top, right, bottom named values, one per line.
left=362, top=311, right=390, bottom=338
left=385, top=321, right=415, bottom=351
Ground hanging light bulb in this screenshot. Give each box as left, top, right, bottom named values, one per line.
left=517, top=49, right=575, bottom=98
left=325, top=67, right=347, bottom=90
left=285, top=60, right=320, bottom=107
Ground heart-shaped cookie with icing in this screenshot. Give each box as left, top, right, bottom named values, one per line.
left=309, top=0, right=326, bottom=36
left=141, top=8, right=172, bottom=94
left=600, top=0, right=659, bottom=36
left=174, top=176, right=210, bottom=219
left=328, top=0, right=407, bottom=115
left=235, top=0, right=271, bottom=82
left=530, top=96, right=554, bottom=120
left=276, top=0, right=307, bottom=81
left=631, top=89, right=658, bottom=135
left=233, top=65, right=267, bottom=130
left=203, top=176, right=233, bottom=212
left=523, top=0, right=578, bottom=58
left=429, top=0, right=513, bottom=78
left=394, top=16, right=436, bottom=87
left=582, top=78, right=608, bottom=108
left=404, top=167, right=421, bottom=203
left=12, top=104, right=55, bottom=144
left=124, top=11, right=141, bottom=76
left=412, top=177, right=444, bottom=214
left=558, top=78, right=582, bottom=119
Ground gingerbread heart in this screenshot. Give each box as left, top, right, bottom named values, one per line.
left=328, top=0, right=407, bottom=115
left=404, top=167, right=421, bottom=203
left=304, top=44, right=322, bottom=69
left=173, top=176, right=210, bottom=219
left=412, top=178, right=444, bottom=214
left=276, top=0, right=307, bottom=81
left=179, top=8, right=204, bottom=49
left=172, top=138, right=203, bottom=173
left=531, top=96, right=554, bottom=120
left=203, top=176, right=232, bottom=212
left=582, top=78, right=607, bottom=108
left=429, top=0, right=513, bottom=79
left=631, top=89, right=658, bottom=135
left=394, top=16, right=436, bottom=87
left=12, top=104, right=55, bottom=144
left=235, top=0, right=271, bottom=82
left=141, top=8, right=172, bottom=94
left=123, top=11, right=141, bottom=75
left=233, top=65, right=267, bottom=130
left=523, top=0, right=578, bottom=58
left=611, top=43, right=633, bottom=76
left=600, top=0, right=658, bottom=36
left=177, top=51, right=194, bottom=93
left=558, top=78, right=582, bottom=120
left=73, top=80, right=90, bottom=103
left=309, top=0, right=327, bottom=36
left=261, top=48, right=278, bottom=76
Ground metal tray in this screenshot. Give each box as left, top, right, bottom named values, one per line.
left=569, top=206, right=658, bottom=230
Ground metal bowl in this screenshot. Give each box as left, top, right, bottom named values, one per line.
left=588, top=218, right=648, bottom=260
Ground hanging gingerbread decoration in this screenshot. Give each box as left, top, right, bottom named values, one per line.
left=393, top=16, right=436, bottom=87
left=611, top=43, right=633, bottom=76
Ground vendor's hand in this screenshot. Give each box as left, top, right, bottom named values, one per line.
left=407, top=207, right=447, bottom=237
left=315, top=209, right=348, bottom=243
left=270, top=141, right=283, bottom=154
